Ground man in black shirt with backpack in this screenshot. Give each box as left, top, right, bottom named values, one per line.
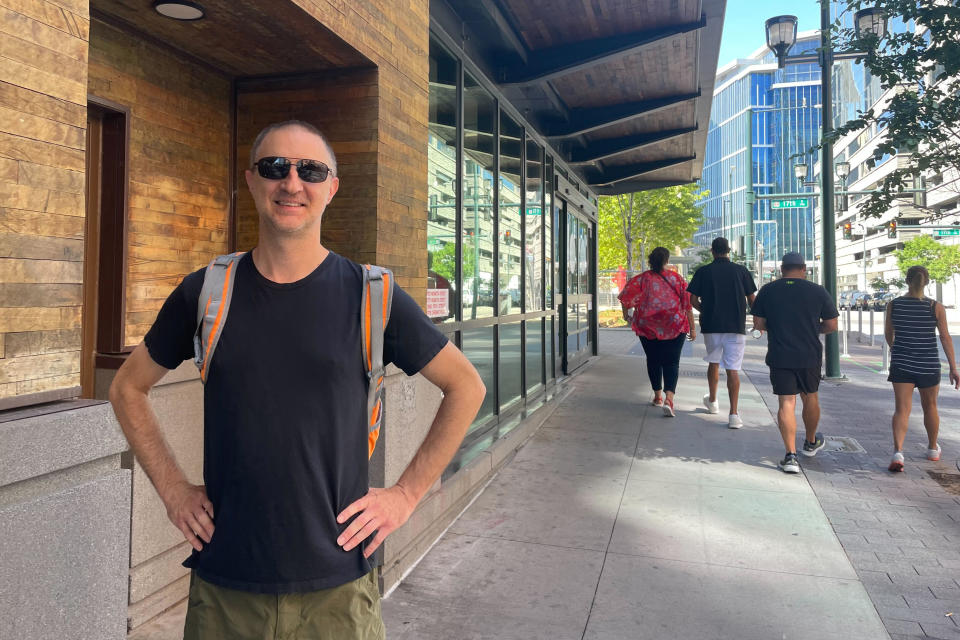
left=109, top=120, right=486, bottom=638
left=751, top=252, right=838, bottom=474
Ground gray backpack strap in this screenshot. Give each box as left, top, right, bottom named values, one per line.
left=193, top=252, right=245, bottom=384
left=361, top=264, right=394, bottom=458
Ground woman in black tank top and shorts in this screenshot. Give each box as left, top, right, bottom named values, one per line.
left=885, top=265, right=960, bottom=472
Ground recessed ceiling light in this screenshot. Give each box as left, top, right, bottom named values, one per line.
left=153, top=1, right=205, bottom=21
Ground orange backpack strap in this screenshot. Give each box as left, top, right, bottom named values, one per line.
left=361, top=264, right=394, bottom=459
left=193, top=252, right=245, bottom=384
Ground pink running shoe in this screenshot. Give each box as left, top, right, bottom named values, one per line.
left=889, top=452, right=904, bottom=473
left=927, top=445, right=941, bottom=461
left=662, top=398, right=675, bottom=417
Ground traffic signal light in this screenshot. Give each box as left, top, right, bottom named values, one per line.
left=887, top=220, right=897, bottom=238
left=842, top=222, right=852, bottom=240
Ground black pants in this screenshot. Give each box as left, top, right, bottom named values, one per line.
left=639, top=334, right=686, bottom=393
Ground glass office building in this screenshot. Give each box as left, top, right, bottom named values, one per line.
left=695, top=34, right=822, bottom=278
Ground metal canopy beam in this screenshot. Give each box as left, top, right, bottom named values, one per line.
left=587, top=156, right=696, bottom=187
left=544, top=92, right=700, bottom=139
left=499, top=17, right=706, bottom=86
left=592, top=179, right=693, bottom=195
left=477, top=0, right=528, bottom=65
left=568, top=127, right=698, bottom=164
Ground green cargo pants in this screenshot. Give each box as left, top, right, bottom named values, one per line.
left=182, top=569, right=386, bottom=640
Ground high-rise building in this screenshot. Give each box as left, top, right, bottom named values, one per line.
left=695, top=33, right=822, bottom=280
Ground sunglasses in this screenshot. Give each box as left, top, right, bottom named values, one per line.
left=253, top=156, right=334, bottom=183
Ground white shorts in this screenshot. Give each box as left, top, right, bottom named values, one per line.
left=702, top=333, right=746, bottom=370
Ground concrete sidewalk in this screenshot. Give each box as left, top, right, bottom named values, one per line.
left=381, top=330, right=889, bottom=639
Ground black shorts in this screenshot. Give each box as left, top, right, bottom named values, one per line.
left=887, top=365, right=941, bottom=389
left=770, top=367, right=821, bottom=396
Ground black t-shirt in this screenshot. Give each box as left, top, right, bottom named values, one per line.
left=686, top=258, right=757, bottom=334
left=144, top=251, right=448, bottom=594
left=751, top=277, right=839, bottom=369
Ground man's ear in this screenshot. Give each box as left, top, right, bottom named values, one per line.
left=326, top=176, right=340, bottom=205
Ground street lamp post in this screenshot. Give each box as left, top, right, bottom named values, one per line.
left=764, top=2, right=886, bottom=379
left=856, top=223, right=868, bottom=291
left=754, top=219, right=778, bottom=281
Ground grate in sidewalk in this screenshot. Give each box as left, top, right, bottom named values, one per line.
left=823, top=436, right=866, bottom=454
left=927, top=471, right=960, bottom=496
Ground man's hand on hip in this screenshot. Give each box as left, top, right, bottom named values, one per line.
left=336, top=485, right=417, bottom=558
left=165, top=481, right=215, bottom=552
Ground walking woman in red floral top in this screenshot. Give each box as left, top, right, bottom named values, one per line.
left=618, top=247, right=696, bottom=417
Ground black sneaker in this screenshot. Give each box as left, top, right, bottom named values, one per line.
left=801, top=433, right=825, bottom=457
left=778, top=452, right=800, bottom=474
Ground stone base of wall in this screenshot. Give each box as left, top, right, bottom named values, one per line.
left=0, top=402, right=131, bottom=640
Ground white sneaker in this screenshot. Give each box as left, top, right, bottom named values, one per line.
left=703, top=394, right=719, bottom=414
left=727, top=414, right=743, bottom=429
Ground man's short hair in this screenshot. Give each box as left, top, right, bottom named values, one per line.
left=249, top=120, right=338, bottom=176
left=711, top=237, right=730, bottom=255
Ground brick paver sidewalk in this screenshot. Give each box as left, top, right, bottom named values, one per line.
left=733, top=333, right=960, bottom=640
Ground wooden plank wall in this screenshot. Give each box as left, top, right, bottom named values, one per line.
left=88, top=20, right=231, bottom=346
left=235, top=69, right=379, bottom=260
left=293, top=0, right=431, bottom=302
left=0, top=0, right=89, bottom=400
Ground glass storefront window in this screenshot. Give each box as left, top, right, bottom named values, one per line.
left=567, top=211, right=578, bottom=295
left=462, top=327, right=495, bottom=425
left=544, top=156, right=553, bottom=310
left=524, top=138, right=543, bottom=312
left=499, top=321, right=522, bottom=409
left=462, top=72, right=496, bottom=320
left=499, top=111, right=523, bottom=317
left=426, top=40, right=458, bottom=323
left=525, top=318, right=543, bottom=393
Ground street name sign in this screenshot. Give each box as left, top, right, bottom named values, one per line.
left=771, top=198, right=809, bottom=209
left=933, top=228, right=960, bottom=236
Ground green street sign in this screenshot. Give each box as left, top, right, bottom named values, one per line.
left=933, top=228, right=960, bottom=236
left=526, top=206, right=541, bottom=216
left=771, top=198, right=809, bottom=209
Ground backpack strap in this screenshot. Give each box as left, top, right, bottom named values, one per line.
left=193, top=252, right=245, bottom=384
left=361, top=264, right=394, bottom=459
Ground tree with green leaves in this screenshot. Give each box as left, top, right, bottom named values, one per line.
left=829, top=1, right=960, bottom=218
left=428, top=241, right=474, bottom=283
left=870, top=275, right=905, bottom=292
left=598, top=184, right=706, bottom=272
left=895, top=234, right=960, bottom=284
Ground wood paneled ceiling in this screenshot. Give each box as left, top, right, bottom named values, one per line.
left=438, top=0, right=727, bottom=194
left=89, top=0, right=371, bottom=77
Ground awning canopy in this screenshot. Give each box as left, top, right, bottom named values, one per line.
left=435, top=0, right=726, bottom=195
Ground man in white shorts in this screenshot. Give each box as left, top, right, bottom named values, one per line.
left=687, top=237, right=757, bottom=428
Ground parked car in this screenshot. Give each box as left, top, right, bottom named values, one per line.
left=873, top=291, right=897, bottom=311
left=853, top=292, right=874, bottom=311
left=839, top=290, right=862, bottom=310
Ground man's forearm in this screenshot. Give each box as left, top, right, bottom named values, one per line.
left=394, top=378, right=483, bottom=505
left=110, top=383, right=188, bottom=505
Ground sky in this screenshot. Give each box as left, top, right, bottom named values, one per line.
left=717, top=1, right=822, bottom=69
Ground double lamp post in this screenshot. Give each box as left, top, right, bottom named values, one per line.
left=764, top=1, right=887, bottom=378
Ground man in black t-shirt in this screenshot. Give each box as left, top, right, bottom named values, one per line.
left=687, top=237, right=757, bottom=428
left=751, top=252, right=838, bottom=474
left=109, top=121, right=486, bottom=639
